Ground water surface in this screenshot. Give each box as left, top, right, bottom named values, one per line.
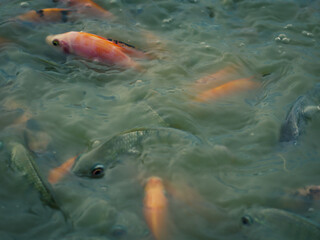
left=0, top=0, right=320, bottom=239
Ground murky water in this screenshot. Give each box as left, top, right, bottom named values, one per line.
left=0, top=0, right=320, bottom=239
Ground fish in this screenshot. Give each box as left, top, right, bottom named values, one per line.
left=143, top=177, right=168, bottom=240
left=195, top=66, right=237, bottom=87
left=16, top=8, right=74, bottom=23
left=194, top=77, right=259, bottom=102
left=8, top=142, right=58, bottom=207
left=53, top=0, right=113, bottom=19
left=71, top=127, right=202, bottom=177
left=241, top=207, right=320, bottom=240
left=279, top=83, right=320, bottom=142
left=46, top=31, right=143, bottom=70
left=48, top=155, right=77, bottom=184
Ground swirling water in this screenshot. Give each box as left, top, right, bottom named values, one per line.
left=0, top=0, right=320, bottom=239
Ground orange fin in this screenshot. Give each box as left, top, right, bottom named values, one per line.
left=48, top=155, right=77, bottom=184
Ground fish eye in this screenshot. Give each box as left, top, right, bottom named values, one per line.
left=90, top=163, right=105, bottom=178
left=241, top=215, right=253, bottom=226
left=52, top=39, right=60, bottom=46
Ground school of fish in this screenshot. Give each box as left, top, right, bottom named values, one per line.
left=2, top=0, right=320, bottom=239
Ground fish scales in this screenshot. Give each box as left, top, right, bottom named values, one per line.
left=72, top=128, right=201, bottom=177
left=93, top=128, right=201, bottom=155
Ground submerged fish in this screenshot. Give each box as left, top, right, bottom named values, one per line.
left=53, top=0, right=113, bottom=19
left=16, top=8, right=74, bottom=23
left=72, top=127, right=201, bottom=177
left=194, top=77, right=259, bottom=102
left=144, top=177, right=168, bottom=240
left=8, top=142, right=57, bottom=207
left=279, top=84, right=320, bottom=142
left=46, top=31, right=143, bottom=70
left=195, top=66, right=237, bottom=86
left=241, top=207, right=320, bottom=240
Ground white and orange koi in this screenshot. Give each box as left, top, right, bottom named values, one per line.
left=143, top=177, right=168, bottom=240
left=46, top=31, right=144, bottom=70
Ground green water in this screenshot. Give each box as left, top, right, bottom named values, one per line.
left=0, top=0, right=320, bottom=239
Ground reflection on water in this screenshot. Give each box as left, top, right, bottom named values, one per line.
left=0, top=0, right=320, bottom=239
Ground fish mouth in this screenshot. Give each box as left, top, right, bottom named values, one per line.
left=45, top=35, right=55, bottom=46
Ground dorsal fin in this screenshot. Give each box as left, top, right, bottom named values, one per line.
left=107, top=38, right=136, bottom=49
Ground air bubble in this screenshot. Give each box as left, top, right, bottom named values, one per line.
left=20, top=2, right=29, bottom=8
left=284, top=24, right=293, bottom=29
left=275, top=34, right=290, bottom=44
left=302, top=30, right=313, bottom=37
left=92, top=140, right=101, bottom=148
left=163, top=18, right=173, bottom=23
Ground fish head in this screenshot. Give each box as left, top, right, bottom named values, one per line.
left=52, top=146, right=148, bottom=238
left=72, top=130, right=145, bottom=178
left=71, top=141, right=120, bottom=178
left=46, top=33, right=72, bottom=54
left=240, top=209, right=279, bottom=239
left=241, top=208, right=282, bottom=229
left=240, top=208, right=320, bottom=240
left=72, top=149, right=108, bottom=178
left=144, top=176, right=164, bottom=192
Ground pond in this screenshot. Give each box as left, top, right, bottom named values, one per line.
left=0, top=0, right=320, bottom=239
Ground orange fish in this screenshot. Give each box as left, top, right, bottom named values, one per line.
left=48, top=155, right=77, bottom=184
left=46, top=31, right=143, bottom=70
left=54, top=0, right=113, bottom=19
left=194, top=77, right=259, bottom=102
left=17, top=8, right=74, bottom=23
left=195, top=66, right=237, bottom=86
left=144, top=177, right=168, bottom=240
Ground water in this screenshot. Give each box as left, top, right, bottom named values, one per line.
left=0, top=0, right=320, bottom=239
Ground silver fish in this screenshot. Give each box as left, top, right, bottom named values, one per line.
left=241, top=207, right=320, bottom=240
left=72, top=127, right=202, bottom=177
left=9, top=142, right=57, bottom=207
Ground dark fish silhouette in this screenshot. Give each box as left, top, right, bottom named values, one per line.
left=279, top=84, right=320, bottom=142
